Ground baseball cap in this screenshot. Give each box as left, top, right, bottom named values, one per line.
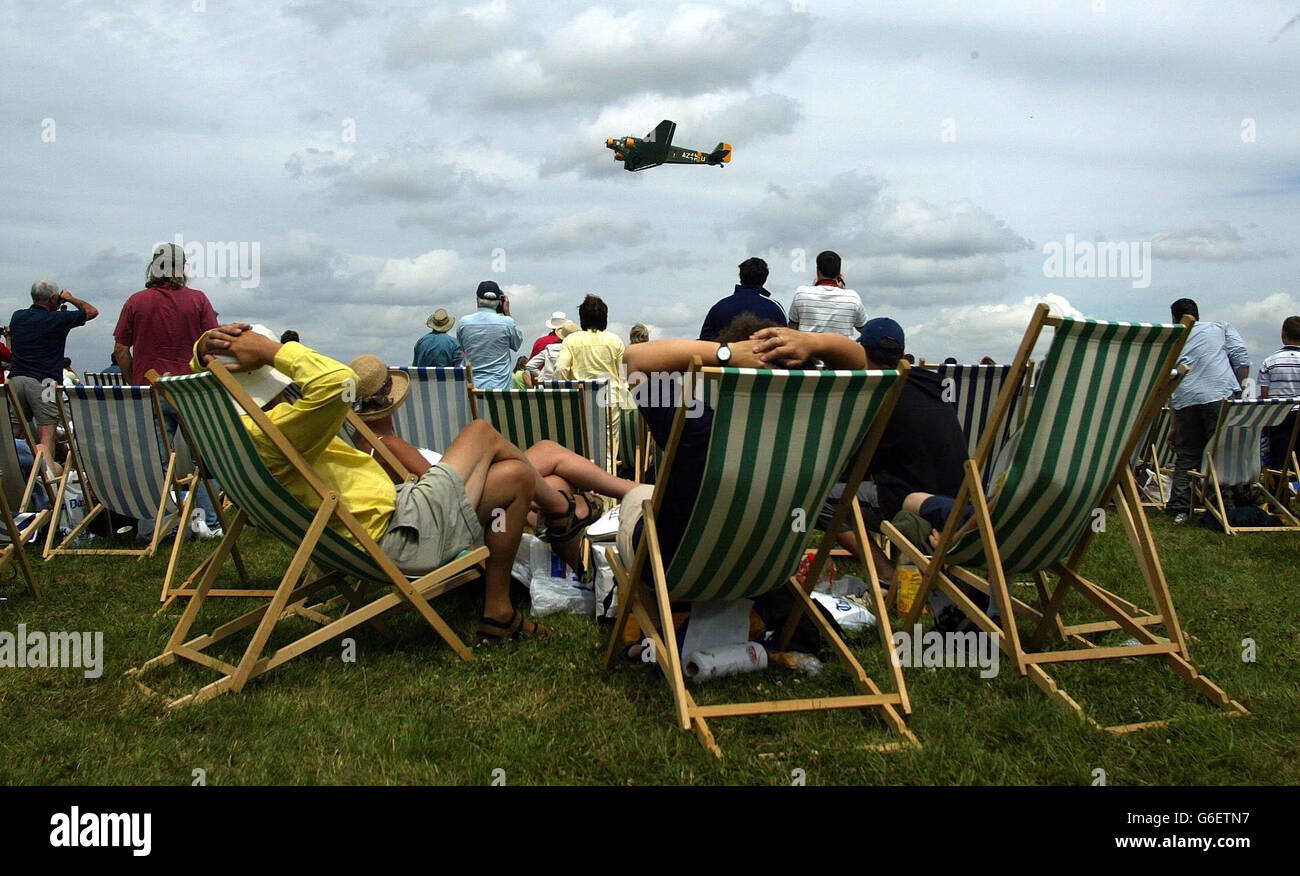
left=857, top=317, right=905, bottom=353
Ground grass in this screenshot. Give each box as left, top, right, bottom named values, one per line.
left=0, top=510, right=1297, bottom=786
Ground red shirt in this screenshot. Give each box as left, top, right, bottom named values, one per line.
left=0, top=339, right=9, bottom=383
left=531, top=332, right=559, bottom=357
left=114, top=285, right=218, bottom=384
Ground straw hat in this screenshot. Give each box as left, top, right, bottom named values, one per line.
left=426, top=308, right=455, bottom=332
left=349, top=354, right=410, bottom=421
left=555, top=319, right=579, bottom=340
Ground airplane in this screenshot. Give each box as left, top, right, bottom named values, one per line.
left=604, top=120, right=731, bottom=172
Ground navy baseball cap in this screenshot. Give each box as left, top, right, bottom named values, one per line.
left=857, top=317, right=905, bottom=352
left=475, top=280, right=503, bottom=300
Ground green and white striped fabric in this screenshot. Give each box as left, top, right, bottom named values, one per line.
left=477, top=387, right=586, bottom=456
left=541, top=378, right=615, bottom=470
left=1203, top=397, right=1300, bottom=486
left=662, top=368, right=900, bottom=601
left=1133, top=405, right=1174, bottom=470
left=946, top=319, right=1186, bottom=575
left=63, top=386, right=176, bottom=521
left=932, top=363, right=1025, bottom=459
left=618, top=406, right=641, bottom=471
left=159, top=372, right=392, bottom=584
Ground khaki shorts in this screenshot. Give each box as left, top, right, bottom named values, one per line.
left=616, top=484, right=656, bottom=564
left=9, top=375, right=59, bottom=427
left=378, top=462, right=484, bottom=576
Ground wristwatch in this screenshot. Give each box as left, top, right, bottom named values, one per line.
left=716, top=343, right=732, bottom=364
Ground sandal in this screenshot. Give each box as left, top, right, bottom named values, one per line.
left=477, top=609, right=548, bottom=645
left=541, top=489, right=602, bottom=545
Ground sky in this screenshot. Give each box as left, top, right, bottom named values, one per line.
left=1, top=0, right=1297, bottom=374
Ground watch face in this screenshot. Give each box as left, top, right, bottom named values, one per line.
left=717, top=344, right=730, bottom=362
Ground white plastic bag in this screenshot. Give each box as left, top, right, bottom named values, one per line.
left=527, top=537, right=594, bottom=616
left=811, top=591, right=876, bottom=634
left=60, top=471, right=86, bottom=537
left=592, top=546, right=617, bottom=620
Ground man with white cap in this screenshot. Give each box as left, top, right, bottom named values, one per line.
left=413, top=308, right=461, bottom=367
left=531, top=311, right=567, bottom=358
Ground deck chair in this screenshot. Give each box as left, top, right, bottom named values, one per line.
left=541, top=378, right=618, bottom=472
left=1133, top=405, right=1176, bottom=507
left=884, top=305, right=1247, bottom=732
left=925, top=361, right=1035, bottom=460
left=83, top=371, right=126, bottom=387
left=618, top=406, right=648, bottom=480
left=475, top=386, right=588, bottom=457
left=43, top=385, right=218, bottom=600
left=389, top=365, right=477, bottom=453
left=0, top=389, right=52, bottom=597
left=129, top=364, right=489, bottom=707
left=1190, top=396, right=1300, bottom=534
left=602, top=361, right=916, bottom=756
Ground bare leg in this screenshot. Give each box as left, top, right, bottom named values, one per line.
left=37, top=424, right=62, bottom=477
left=524, top=439, right=636, bottom=499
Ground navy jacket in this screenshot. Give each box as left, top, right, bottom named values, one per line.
left=698, top=285, right=788, bottom=341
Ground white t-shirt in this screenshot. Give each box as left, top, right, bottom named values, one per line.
left=788, top=284, right=868, bottom=337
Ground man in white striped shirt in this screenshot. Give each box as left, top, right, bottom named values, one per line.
left=1259, top=315, right=1300, bottom=470
left=787, top=250, right=868, bottom=338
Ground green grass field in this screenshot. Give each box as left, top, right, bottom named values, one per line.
left=1, top=511, right=1296, bottom=786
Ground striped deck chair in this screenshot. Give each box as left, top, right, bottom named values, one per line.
left=129, top=365, right=488, bottom=708
left=475, top=386, right=588, bottom=457
left=390, top=365, right=476, bottom=453
left=541, top=378, right=617, bottom=472
left=618, top=406, right=648, bottom=480
left=1191, top=396, right=1300, bottom=535
left=602, top=360, right=916, bottom=756
left=43, top=385, right=209, bottom=599
left=925, top=361, right=1035, bottom=461
left=83, top=371, right=127, bottom=387
left=0, top=389, right=52, bottom=597
left=1133, top=405, right=1176, bottom=507
left=884, top=305, right=1247, bottom=732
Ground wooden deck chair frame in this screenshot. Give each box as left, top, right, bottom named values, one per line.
left=0, top=389, right=52, bottom=598
left=602, top=359, right=917, bottom=757
left=129, top=363, right=487, bottom=708
left=43, top=386, right=198, bottom=586
left=5, top=382, right=60, bottom=511
left=885, top=304, right=1247, bottom=733
left=1190, top=396, right=1300, bottom=535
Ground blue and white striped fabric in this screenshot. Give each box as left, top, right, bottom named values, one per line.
left=389, top=366, right=474, bottom=453
left=63, top=385, right=174, bottom=520
left=83, top=372, right=127, bottom=387
left=0, top=390, right=31, bottom=511
left=541, top=377, right=616, bottom=471
left=1203, top=397, right=1300, bottom=486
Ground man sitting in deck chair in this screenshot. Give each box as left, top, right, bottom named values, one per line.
left=195, top=324, right=628, bottom=643
left=617, top=318, right=869, bottom=656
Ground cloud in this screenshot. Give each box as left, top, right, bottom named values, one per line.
left=281, top=1, right=370, bottom=36
left=385, top=3, right=522, bottom=68
left=1152, top=221, right=1286, bottom=262
left=736, top=172, right=1030, bottom=296
left=395, top=206, right=514, bottom=237
left=902, top=293, right=1085, bottom=363
left=475, top=5, right=812, bottom=110
left=539, top=91, right=802, bottom=178
left=287, top=143, right=491, bottom=206
left=525, top=207, right=650, bottom=254
left=1221, top=292, right=1300, bottom=365
left=601, top=249, right=712, bottom=275
left=373, top=249, right=464, bottom=295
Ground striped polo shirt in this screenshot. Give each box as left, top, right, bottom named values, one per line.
left=1259, top=345, right=1300, bottom=397
left=788, top=283, right=868, bottom=337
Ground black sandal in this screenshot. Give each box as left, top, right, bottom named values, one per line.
left=477, top=609, right=548, bottom=645
left=541, top=490, right=602, bottom=545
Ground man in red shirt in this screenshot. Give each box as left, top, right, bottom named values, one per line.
left=114, top=244, right=218, bottom=384
left=114, top=243, right=222, bottom=535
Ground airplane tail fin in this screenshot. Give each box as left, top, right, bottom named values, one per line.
left=709, top=142, right=732, bottom=164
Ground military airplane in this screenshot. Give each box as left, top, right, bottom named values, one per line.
left=604, top=120, right=731, bottom=172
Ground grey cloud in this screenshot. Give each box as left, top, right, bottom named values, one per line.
left=282, top=1, right=370, bottom=36
left=601, top=249, right=712, bottom=275
left=1153, top=222, right=1287, bottom=262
